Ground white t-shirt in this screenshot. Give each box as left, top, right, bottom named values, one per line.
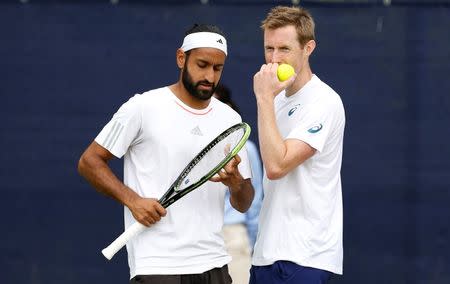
left=95, top=87, right=252, bottom=278
left=252, top=75, right=345, bottom=275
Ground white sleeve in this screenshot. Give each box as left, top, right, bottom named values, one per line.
left=237, top=145, right=252, bottom=180
left=287, top=102, right=338, bottom=153
left=95, top=95, right=142, bottom=158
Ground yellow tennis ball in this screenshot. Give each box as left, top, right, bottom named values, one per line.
left=277, top=64, right=295, bottom=82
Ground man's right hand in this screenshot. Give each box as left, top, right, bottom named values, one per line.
left=128, top=197, right=167, bottom=227
left=253, top=62, right=296, bottom=102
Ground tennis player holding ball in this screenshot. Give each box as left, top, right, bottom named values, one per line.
left=251, top=6, right=345, bottom=284
left=78, top=24, right=254, bottom=284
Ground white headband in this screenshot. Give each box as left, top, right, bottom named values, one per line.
left=180, top=32, right=228, bottom=56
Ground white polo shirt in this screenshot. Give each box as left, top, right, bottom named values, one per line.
left=95, top=87, right=251, bottom=278
left=252, top=75, right=345, bottom=275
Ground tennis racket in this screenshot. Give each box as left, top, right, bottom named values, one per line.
left=101, top=122, right=251, bottom=260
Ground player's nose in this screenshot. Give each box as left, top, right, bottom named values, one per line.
left=203, top=67, right=215, bottom=82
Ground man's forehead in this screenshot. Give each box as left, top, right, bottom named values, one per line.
left=264, top=29, right=300, bottom=47
left=188, top=48, right=226, bottom=63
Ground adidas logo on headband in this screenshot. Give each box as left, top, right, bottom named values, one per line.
left=181, top=32, right=228, bottom=56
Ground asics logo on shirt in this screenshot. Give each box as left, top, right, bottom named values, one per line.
left=191, top=126, right=203, bottom=136
left=308, top=124, right=323, bottom=133
left=288, top=104, right=301, bottom=116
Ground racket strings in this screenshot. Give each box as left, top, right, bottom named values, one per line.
left=175, top=128, right=245, bottom=192
left=178, top=139, right=219, bottom=183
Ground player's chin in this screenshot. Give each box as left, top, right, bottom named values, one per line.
left=196, top=90, right=214, bottom=100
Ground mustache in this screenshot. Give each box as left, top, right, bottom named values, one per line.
left=196, top=80, right=214, bottom=87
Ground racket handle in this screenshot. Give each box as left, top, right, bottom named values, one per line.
left=101, top=222, right=146, bottom=260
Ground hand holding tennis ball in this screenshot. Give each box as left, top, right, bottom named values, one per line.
left=253, top=63, right=295, bottom=101
left=277, top=64, right=295, bottom=82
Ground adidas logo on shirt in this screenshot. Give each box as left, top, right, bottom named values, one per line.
left=191, top=126, right=203, bottom=136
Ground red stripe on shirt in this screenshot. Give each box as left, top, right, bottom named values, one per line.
left=174, top=100, right=212, bottom=115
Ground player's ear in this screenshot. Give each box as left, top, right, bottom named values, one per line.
left=176, top=49, right=186, bottom=69
left=304, top=40, right=316, bottom=57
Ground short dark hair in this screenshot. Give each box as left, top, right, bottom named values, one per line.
left=185, top=23, right=226, bottom=38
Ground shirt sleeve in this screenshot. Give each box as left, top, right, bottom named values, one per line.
left=287, top=102, right=338, bottom=153
left=244, top=140, right=264, bottom=249
left=237, top=143, right=252, bottom=180
left=94, top=95, right=142, bottom=158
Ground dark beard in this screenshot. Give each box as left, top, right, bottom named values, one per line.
left=182, top=63, right=217, bottom=101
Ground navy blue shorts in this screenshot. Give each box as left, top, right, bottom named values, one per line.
left=249, top=261, right=332, bottom=284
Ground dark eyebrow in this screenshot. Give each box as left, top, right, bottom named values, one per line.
left=264, top=45, right=290, bottom=50
left=197, top=59, right=224, bottom=68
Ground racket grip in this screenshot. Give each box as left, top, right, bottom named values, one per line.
left=101, top=222, right=146, bottom=260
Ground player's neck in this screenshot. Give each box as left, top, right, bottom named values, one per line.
left=169, top=83, right=211, bottom=110
left=285, top=67, right=313, bottom=97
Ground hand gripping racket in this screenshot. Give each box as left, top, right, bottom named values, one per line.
left=101, top=122, right=251, bottom=260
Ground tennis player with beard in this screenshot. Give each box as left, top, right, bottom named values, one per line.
left=78, top=24, right=254, bottom=284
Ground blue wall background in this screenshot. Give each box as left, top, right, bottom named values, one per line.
left=1, top=1, right=449, bottom=283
